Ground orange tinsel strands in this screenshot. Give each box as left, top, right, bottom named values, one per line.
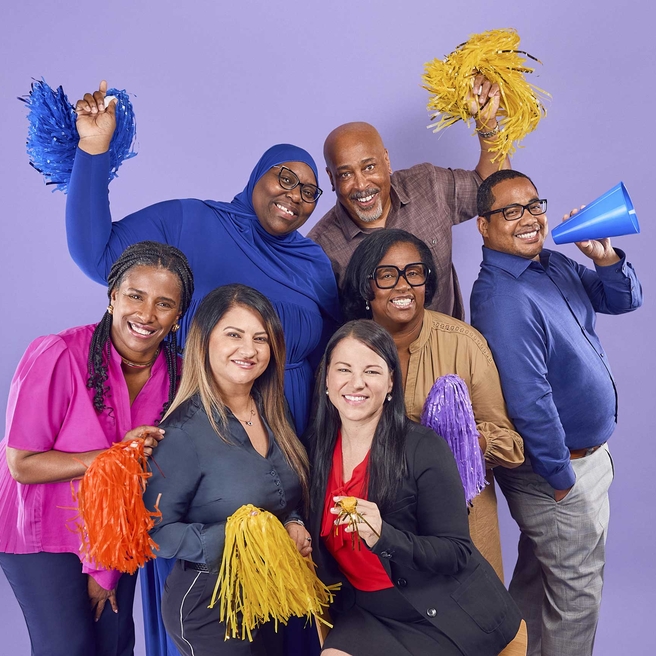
left=72, top=439, right=161, bottom=573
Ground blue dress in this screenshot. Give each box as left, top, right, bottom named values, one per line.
left=66, top=144, right=340, bottom=656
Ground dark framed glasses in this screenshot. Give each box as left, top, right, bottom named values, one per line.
left=369, top=263, right=430, bottom=289
left=272, top=165, right=322, bottom=203
left=481, top=199, right=547, bottom=221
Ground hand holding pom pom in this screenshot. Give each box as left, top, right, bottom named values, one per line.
left=75, top=80, right=117, bottom=155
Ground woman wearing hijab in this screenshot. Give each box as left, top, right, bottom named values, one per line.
left=0, top=242, right=194, bottom=656
left=67, top=81, right=338, bottom=656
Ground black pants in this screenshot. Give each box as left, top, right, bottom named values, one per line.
left=0, top=551, right=136, bottom=656
left=162, top=561, right=281, bottom=656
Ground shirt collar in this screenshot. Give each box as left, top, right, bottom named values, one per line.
left=481, top=246, right=551, bottom=278
left=333, top=176, right=409, bottom=238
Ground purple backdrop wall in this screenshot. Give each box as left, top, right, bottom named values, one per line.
left=1, top=1, right=653, bottom=653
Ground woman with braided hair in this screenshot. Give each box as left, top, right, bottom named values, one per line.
left=0, top=241, right=194, bottom=656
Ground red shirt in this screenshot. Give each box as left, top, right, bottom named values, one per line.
left=320, top=432, right=393, bottom=592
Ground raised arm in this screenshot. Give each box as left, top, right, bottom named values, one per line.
left=558, top=208, right=642, bottom=314
left=66, top=80, right=184, bottom=283
left=469, top=73, right=511, bottom=179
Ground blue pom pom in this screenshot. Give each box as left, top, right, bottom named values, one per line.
left=106, top=87, right=137, bottom=184
left=19, top=80, right=77, bottom=192
left=19, top=79, right=137, bottom=193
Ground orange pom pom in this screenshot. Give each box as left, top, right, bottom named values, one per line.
left=72, top=439, right=161, bottom=573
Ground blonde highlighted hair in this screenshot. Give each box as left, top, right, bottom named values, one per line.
left=163, top=284, right=309, bottom=501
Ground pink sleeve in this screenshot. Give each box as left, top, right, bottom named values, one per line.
left=5, top=335, right=73, bottom=452
left=82, top=562, right=123, bottom=590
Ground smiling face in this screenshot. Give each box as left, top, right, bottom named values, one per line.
left=369, top=242, right=426, bottom=335
left=324, top=123, right=392, bottom=229
left=109, top=265, right=182, bottom=363
left=477, top=177, right=548, bottom=260
left=326, top=336, right=393, bottom=427
left=251, top=161, right=318, bottom=236
left=208, top=304, right=271, bottom=394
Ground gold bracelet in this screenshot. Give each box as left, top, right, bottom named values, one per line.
left=477, top=122, right=501, bottom=139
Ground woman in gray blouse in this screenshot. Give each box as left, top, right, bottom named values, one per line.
left=143, top=284, right=312, bottom=655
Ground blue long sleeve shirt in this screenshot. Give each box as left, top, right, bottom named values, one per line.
left=470, top=246, right=642, bottom=490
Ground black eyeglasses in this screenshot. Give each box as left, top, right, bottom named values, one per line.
left=481, top=199, right=547, bottom=221
left=272, top=166, right=322, bottom=203
left=369, top=263, right=430, bottom=289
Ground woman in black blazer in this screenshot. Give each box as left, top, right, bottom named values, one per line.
left=306, top=320, right=524, bottom=656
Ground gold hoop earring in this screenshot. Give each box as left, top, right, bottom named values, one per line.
left=171, top=323, right=180, bottom=333
left=107, top=305, right=114, bottom=315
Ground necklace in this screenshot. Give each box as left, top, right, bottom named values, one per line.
left=120, top=348, right=160, bottom=369
left=235, top=396, right=256, bottom=427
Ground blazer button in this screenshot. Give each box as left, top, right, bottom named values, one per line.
left=396, top=578, right=407, bottom=588
left=426, top=607, right=437, bottom=618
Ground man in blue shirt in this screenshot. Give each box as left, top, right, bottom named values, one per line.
left=470, top=170, right=642, bottom=656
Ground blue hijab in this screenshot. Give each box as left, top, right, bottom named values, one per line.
left=203, top=144, right=340, bottom=321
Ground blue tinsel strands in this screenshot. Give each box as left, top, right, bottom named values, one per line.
left=19, top=79, right=137, bottom=193
left=420, top=374, right=488, bottom=505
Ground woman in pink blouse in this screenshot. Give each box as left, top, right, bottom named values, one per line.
left=0, top=241, right=194, bottom=656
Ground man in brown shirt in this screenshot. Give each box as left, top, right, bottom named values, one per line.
left=308, top=74, right=509, bottom=320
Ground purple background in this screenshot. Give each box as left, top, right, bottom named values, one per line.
left=1, top=2, right=653, bottom=653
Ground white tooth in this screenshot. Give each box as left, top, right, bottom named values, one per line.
left=392, top=298, right=412, bottom=306
left=276, top=203, right=293, bottom=216
left=130, top=323, right=154, bottom=336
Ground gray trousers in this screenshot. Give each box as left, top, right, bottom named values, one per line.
left=494, top=445, right=614, bottom=656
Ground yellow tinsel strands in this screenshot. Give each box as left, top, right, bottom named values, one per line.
left=422, top=28, right=550, bottom=163
left=209, top=504, right=339, bottom=642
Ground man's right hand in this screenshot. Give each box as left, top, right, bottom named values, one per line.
left=75, top=80, right=116, bottom=155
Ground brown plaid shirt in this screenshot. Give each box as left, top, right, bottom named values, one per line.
left=307, top=163, right=481, bottom=320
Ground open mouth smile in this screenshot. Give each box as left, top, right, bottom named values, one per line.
left=275, top=202, right=297, bottom=217
left=343, top=394, right=368, bottom=404
left=128, top=321, right=157, bottom=338
left=515, top=229, right=540, bottom=241
left=390, top=296, right=414, bottom=308
left=232, top=359, right=256, bottom=369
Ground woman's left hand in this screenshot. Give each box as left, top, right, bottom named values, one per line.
left=285, top=522, right=313, bottom=557
left=332, top=497, right=383, bottom=548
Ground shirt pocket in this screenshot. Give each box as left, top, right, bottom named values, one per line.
left=384, top=494, right=417, bottom=517
left=451, top=563, right=508, bottom=633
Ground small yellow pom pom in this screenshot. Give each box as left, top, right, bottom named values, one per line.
left=422, top=28, right=550, bottom=164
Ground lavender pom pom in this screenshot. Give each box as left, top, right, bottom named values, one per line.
left=421, top=374, right=488, bottom=505
left=19, top=79, right=137, bottom=193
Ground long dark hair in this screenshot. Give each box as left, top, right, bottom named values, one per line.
left=87, top=241, right=195, bottom=417
left=308, top=320, right=408, bottom=513
left=341, top=229, right=438, bottom=321
left=164, top=284, right=309, bottom=503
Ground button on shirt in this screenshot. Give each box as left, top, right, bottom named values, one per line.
left=471, top=247, right=642, bottom=490
left=143, top=396, right=303, bottom=570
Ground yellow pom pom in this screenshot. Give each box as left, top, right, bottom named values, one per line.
left=422, top=28, right=550, bottom=163
left=209, top=504, right=339, bottom=642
